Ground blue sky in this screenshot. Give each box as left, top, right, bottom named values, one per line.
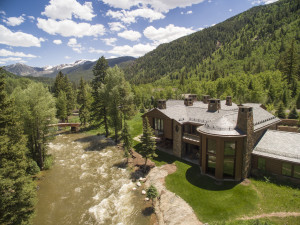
left=0, top=0, right=278, bottom=67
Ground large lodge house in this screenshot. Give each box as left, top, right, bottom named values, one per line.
left=142, top=95, right=300, bottom=181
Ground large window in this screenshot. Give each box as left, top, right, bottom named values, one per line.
left=282, top=163, right=292, bottom=176
left=223, top=141, right=236, bottom=178
left=206, top=139, right=217, bottom=175
left=294, top=165, right=300, bottom=179
left=154, top=118, right=164, bottom=132
left=258, top=157, right=266, bottom=171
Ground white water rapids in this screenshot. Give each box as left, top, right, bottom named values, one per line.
left=33, top=132, right=150, bottom=225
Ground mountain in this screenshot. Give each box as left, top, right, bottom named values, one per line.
left=4, top=56, right=136, bottom=82
left=124, top=0, right=300, bottom=84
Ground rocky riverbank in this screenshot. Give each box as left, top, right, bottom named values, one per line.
left=144, top=164, right=202, bottom=225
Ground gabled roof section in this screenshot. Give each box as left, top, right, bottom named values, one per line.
left=253, top=130, right=300, bottom=164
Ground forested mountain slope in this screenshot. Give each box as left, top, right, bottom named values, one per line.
left=124, top=0, right=299, bottom=84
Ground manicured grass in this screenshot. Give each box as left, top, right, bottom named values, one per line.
left=165, top=161, right=259, bottom=223
left=126, top=112, right=143, bottom=138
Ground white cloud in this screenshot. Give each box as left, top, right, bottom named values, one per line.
left=187, top=10, right=193, bottom=14
left=37, top=18, right=105, bottom=37
left=229, top=9, right=232, bottom=12
left=0, top=57, right=23, bottom=62
left=102, top=0, right=205, bottom=13
left=0, top=10, right=6, bottom=15
left=107, top=8, right=165, bottom=24
left=144, top=24, right=194, bottom=44
left=42, top=0, right=95, bottom=21
left=88, top=47, right=105, bottom=54
left=28, top=16, right=35, bottom=21
left=3, top=16, right=25, bottom=26
left=53, top=39, right=62, bottom=45
left=0, top=49, right=37, bottom=58
left=252, top=0, right=278, bottom=4
left=118, top=30, right=141, bottom=41
left=67, top=38, right=84, bottom=53
left=65, top=56, right=71, bottom=59
left=0, top=25, right=44, bottom=47
left=108, top=22, right=126, bottom=32
left=109, top=43, right=156, bottom=57
left=102, top=38, right=117, bottom=46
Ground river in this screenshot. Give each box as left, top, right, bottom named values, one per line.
left=33, top=132, right=150, bottom=225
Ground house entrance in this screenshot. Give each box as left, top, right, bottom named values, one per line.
left=183, top=143, right=201, bottom=165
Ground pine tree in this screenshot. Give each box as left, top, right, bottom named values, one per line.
left=53, top=71, right=65, bottom=97
left=91, top=56, right=109, bottom=136
left=146, top=185, right=158, bottom=208
left=56, top=90, right=68, bottom=122
left=0, top=70, right=37, bottom=224
left=64, top=75, right=75, bottom=118
left=140, top=118, right=156, bottom=172
left=296, top=92, right=300, bottom=109
left=122, top=122, right=132, bottom=164
left=77, top=77, right=92, bottom=126
left=288, top=107, right=299, bottom=119
left=276, top=103, right=286, bottom=119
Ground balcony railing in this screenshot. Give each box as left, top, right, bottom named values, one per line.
left=183, top=133, right=200, bottom=143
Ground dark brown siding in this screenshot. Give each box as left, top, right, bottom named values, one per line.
left=144, top=109, right=173, bottom=139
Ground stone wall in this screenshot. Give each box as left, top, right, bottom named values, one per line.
left=173, top=120, right=182, bottom=158
left=277, top=126, right=299, bottom=133
left=278, top=119, right=299, bottom=127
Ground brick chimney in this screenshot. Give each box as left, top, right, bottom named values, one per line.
left=236, top=106, right=254, bottom=179
left=184, top=97, right=193, bottom=106
left=208, top=99, right=221, bottom=112
left=202, top=95, right=210, bottom=104
left=157, top=100, right=166, bottom=109
left=226, top=96, right=232, bottom=106
left=188, top=94, right=197, bottom=102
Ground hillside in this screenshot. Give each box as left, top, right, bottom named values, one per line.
left=124, top=0, right=300, bottom=84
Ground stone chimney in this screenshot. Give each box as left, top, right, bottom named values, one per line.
left=188, top=94, right=197, bottom=102
left=157, top=100, right=166, bottom=109
left=208, top=99, right=221, bottom=112
left=184, top=97, right=193, bottom=106
left=226, top=96, right=232, bottom=106
left=236, top=106, right=254, bottom=179
left=236, top=106, right=253, bottom=134
left=202, top=95, right=210, bottom=104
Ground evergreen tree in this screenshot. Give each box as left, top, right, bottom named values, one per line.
left=296, top=92, right=300, bottom=109
left=279, top=40, right=299, bottom=85
left=0, top=70, right=37, bottom=224
left=288, top=107, right=299, bottom=119
left=91, top=56, right=109, bottom=137
left=276, top=103, right=286, bottom=119
left=77, top=77, right=92, bottom=126
left=140, top=118, right=156, bottom=171
left=56, top=91, right=68, bottom=122
left=64, top=75, right=75, bottom=119
left=146, top=185, right=158, bottom=208
left=53, top=71, right=65, bottom=97
left=122, top=122, right=132, bottom=164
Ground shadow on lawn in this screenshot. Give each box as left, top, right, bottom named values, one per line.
left=185, top=165, right=240, bottom=191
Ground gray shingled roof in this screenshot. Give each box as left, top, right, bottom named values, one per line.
left=156, top=100, right=280, bottom=136
left=253, top=130, right=300, bottom=164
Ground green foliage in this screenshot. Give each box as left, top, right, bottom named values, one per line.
left=0, top=69, right=37, bottom=224
left=56, top=91, right=68, bottom=122
left=276, top=103, right=286, bottom=118
left=91, top=56, right=109, bottom=136
left=43, top=155, right=54, bottom=170
left=12, top=82, right=57, bottom=169
left=146, top=185, right=158, bottom=207
left=124, top=0, right=300, bottom=90
left=53, top=71, right=75, bottom=117
left=77, top=77, right=92, bottom=126
left=122, top=122, right=132, bottom=154
left=27, top=159, right=40, bottom=175
left=140, top=118, right=156, bottom=167
left=288, top=107, right=299, bottom=119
